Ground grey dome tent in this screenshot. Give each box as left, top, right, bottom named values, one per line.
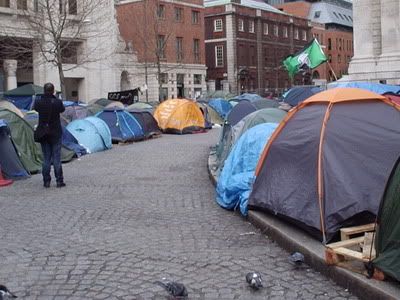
left=0, top=120, right=29, bottom=179
left=127, top=109, right=161, bottom=138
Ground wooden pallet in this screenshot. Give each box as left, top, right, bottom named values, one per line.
left=325, top=223, right=385, bottom=280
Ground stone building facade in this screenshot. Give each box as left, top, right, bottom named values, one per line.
left=0, top=0, right=140, bottom=102
left=346, top=0, right=400, bottom=84
left=204, top=0, right=311, bottom=95
left=116, top=0, right=207, bottom=101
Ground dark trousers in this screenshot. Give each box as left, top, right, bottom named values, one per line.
left=40, top=138, right=63, bottom=184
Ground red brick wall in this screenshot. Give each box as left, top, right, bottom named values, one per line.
left=117, top=0, right=205, bottom=65
left=275, top=2, right=312, bottom=18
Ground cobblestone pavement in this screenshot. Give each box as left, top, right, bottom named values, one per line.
left=0, top=129, right=357, bottom=300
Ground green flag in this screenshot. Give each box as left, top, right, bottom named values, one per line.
left=283, top=39, right=327, bottom=77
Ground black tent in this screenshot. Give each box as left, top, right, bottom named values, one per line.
left=0, top=120, right=30, bottom=180
left=127, top=109, right=161, bottom=138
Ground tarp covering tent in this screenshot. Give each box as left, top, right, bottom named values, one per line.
left=96, top=108, right=144, bottom=142
left=384, top=93, right=400, bottom=106
left=0, top=109, right=42, bottom=173
left=91, top=98, right=114, bottom=107
left=373, top=157, right=400, bottom=282
left=66, top=117, right=112, bottom=153
left=249, top=88, right=400, bottom=243
left=0, top=101, right=24, bottom=118
left=154, top=99, right=205, bottom=134
left=3, top=84, right=44, bottom=110
left=216, top=123, right=278, bottom=216
left=208, top=98, right=232, bottom=119
left=86, top=103, right=104, bottom=116
left=105, top=101, right=125, bottom=109
left=127, top=109, right=161, bottom=138
left=328, top=81, right=400, bottom=95
left=282, top=86, right=323, bottom=106
left=62, top=105, right=88, bottom=122
left=0, top=120, right=30, bottom=179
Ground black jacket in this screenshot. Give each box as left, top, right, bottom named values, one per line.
left=34, top=95, right=65, bottom=141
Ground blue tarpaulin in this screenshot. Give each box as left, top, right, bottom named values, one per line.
left=328, top=81, right=400, bottom=95
left=208, top=98, right=232, bottom=119
left=216, top=123, right=278, bottom=216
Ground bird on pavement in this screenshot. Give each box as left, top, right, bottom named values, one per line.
left=245, top=272, right=263, bottom=290
left=154, top=279, right=188, bottom=299
left=0, top=285, right=17, bottom=300
left=289, top=251, right=305, bottom=268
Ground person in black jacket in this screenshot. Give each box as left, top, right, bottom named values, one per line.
left=34, top=83, right=66, bottom=188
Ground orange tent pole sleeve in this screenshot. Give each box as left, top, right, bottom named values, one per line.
left=254, top=103, right=306, bottom=176
left=317, top=102, right=333, bottom=244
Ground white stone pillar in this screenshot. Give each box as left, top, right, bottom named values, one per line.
left=221, top=80, right=230, bottom=93
left=3, top=59, right=18, bottom=91
left=380, top=0, right=400, bottom=56
left=207, top=80, right=216, bottom=93
left=225, top=5, right=237, bottom=94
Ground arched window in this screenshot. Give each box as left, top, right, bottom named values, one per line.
left=312, top=71, right=320, bottom=79
left=120, top=71, right=131, bottom=91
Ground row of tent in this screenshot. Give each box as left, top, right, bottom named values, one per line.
left=212, top=86, right=400, bottom=282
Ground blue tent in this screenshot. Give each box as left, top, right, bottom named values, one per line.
left=0, top=120, right=30, bottom=180
left=328, top=81, right=400, bottom=95
left=96, top=108, right=144, bottom=142
left=216, top=123, right=278, bottom=216
left=208, top=98, right=232, bottom=119
left=66, top=117, right=111, bottom=153
left=62, top=127, right=87, bottom=157
left=283, top=86, right=323, bottom=106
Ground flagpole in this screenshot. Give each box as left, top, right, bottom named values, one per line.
left=327, top=61, right=338, bottom=81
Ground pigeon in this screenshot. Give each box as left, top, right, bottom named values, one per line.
left=0, top=285, right=17, bottom=300
left=245, top=272, right=263, bottom=290
left=154, top=279, right=188, bottom=299
left=289, top=251, right=305, bottom=268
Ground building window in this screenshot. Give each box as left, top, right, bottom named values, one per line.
left=263, top=23, right=269, bottom=35
left=215, top=45, right=223, bottom=67
left=328, top=38, right=332, bottom=50
left=238, top=19, right=244, bottom=32
left=193, top=39, right=200, bottom=63
left=157, top=4, right=165, bottom=19
left=274, top=25, right=279, bottom=36
left=68, top=0, right=77, bottom=15
left=302, top=30, right=307, bottom=41
left=192, top=10, right=199, bottom=24
left=328, top=54, right=332, bottom=63
left=249, top=20, right=255, bottom=33
left=294, top=28, right=299, bottom=39
left=33, top=0, right=38, bottom=11
left=174, top=7, right=183, bottom=22
left=61, top=41, right=79, bottom=64
left=283, top=26, right=288, bottom=38
left=176, top=37, right=183, bottom=61
left=214, top=19, right=223, bottom=32
left=194, top=74, right=202, bottom=84
left=338, top=54, right=341, bottom=63
left=0, top=0, right=10, bottom=7
left=314, top=11, right=321, bottom=18
left=17, top=0, right=27, bottom=10
left=160, top=73, right=168, bottom=84
left=250, top=45, right=256, bottom=65
left=160, top=87, right=168, bottom=101
left=157, top=35, right=166, bottom=59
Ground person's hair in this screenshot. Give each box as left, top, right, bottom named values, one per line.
left=44, top=83, right=55, bottom=96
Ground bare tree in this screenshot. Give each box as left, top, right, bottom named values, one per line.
left=0, top=0, right=113, bottom=97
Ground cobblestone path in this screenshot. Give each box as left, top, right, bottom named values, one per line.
left=0, top=129, right=357, bottom=299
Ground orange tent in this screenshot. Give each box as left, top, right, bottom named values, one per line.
left=249, top=88, right=400, bottom=242
left=154, top=99, right=205, bottom=134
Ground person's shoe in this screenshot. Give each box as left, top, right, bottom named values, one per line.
left=56, top=182, right=66, bottom=188
left=44, top=182, right=50, bottom=188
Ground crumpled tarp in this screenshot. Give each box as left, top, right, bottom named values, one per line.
left=216, top=123, right=278, bottom=216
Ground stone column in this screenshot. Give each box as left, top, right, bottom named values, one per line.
left=3, top=59, right=18, bottom=91
left=221, top=80, right=230, bottom=93
left=207, top=80, right=216, bottom=93
left=380, top=0, right=400, bottom=56
left=225, top=5, right=237, bottom=94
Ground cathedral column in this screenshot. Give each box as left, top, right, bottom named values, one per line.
left=3, top=59, right=18, bottom=91
left=380, top=0, right=400, bottom=57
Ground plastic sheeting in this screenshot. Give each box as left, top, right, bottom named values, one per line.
left=208, top=98, right=232, bottom=119
left=328, top=81, right=400, bottom=95
left=216, top=123, right=278, bottom=216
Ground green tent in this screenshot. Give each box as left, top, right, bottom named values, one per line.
left=3, top=84, right=44, bottom=96
left=373, top=157, right=400, bottom=281
left=0, top=109, right=75, bottom=174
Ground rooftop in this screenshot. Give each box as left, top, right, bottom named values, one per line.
left=204, top=0, right=287, bottom=14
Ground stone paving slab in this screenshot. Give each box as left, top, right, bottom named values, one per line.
left=0, top=129, right=357, bottom=299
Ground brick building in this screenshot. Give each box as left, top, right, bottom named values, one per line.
left=275, top=0, right=353, bottom=83
left=204, top=0, right=311, bottom=96
left=116, top=0, right=207, bottom=101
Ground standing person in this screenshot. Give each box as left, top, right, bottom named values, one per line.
left=34, top=83, right=66, bottom=188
